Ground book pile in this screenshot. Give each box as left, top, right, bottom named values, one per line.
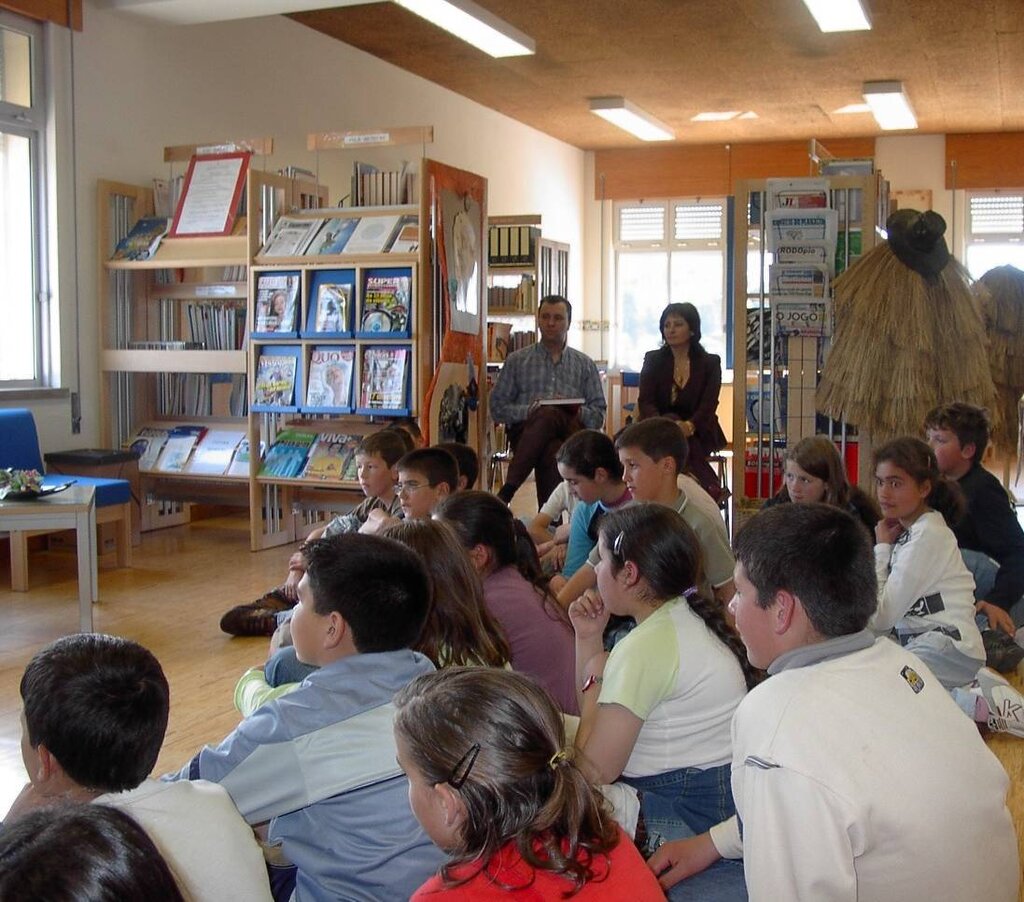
left=351, top=161, right=414, bottom=206
left=487, top=274, right=535, bottom=312
left=185, top=301, right=246, bottom=350
left=509, top=331, right=537, bottom=353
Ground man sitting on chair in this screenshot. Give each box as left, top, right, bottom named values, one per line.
left=490, top=295, right=606, bottom=508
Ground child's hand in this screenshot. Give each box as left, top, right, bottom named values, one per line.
left=553, top=522, right=571, bottom=544
left=875, top=517, right=904, bottom=545
left=569, top=589, right=611, bottom=641
left=977, top=600, right=1016, bottom=636
left=269, top=618, right=293, bottom=655
left=281, top=568, right=302, bottom=600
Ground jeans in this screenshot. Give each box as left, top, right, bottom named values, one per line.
left=264, top=645, right=318, bottom=687
left=666, top=857, right=748, bottom=902
left=961, top=549, right=1024, bottom=627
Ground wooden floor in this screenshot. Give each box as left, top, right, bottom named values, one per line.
left=0, top=507, right=1021, bottom=899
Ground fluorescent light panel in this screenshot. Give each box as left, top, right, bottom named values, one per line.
left=863, top=80, right=918, bottom=130
left=393, top=0, right=535, bottom=57
left=692, top=111, right=741, bottom=122
left=801, top=0, right=871, bottom=31
left=590, top=97, right=674, bottom=142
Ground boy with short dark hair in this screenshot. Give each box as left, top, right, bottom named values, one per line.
left=169, top=532, right=443, bottom=901
left=394, top=446, right=458, bottom=521
left=925, top=402, right=1024, bottom=629
left=10, top=634, right=272, bottom=902
left=555, top=417, right=735, bottom=608
left=220, top=429, right=407, bottom=636
left=435, top=440, right=480, bottom=490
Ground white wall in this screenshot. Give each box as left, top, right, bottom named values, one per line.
left=28, top=2, right=586, bottom=449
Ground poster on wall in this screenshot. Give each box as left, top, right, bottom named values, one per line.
left=440, top=188, right=483, bottom=335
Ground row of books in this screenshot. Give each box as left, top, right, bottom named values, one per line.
left=259, top=213, right=418, bottom=258
left=352, top=160, right=415, bottom=207
left=485, top=327, right=536, bottom=362
left=157, top=373, right=247, bottom=418
left=255, top=271, right=410, bottom=337
left=184, top=301, right=247, bottom=350
left=253, top=345, right=408, bottom=413
left=260, top=429, right=365, bottom=481
left=128, top=426, right=253, bottom=477
left=487, top=275, right=536, bottom=312
left=488, top=225, right=540, bottom=266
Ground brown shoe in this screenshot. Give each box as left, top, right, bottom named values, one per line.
left=219, top=589, right=294, bottom=637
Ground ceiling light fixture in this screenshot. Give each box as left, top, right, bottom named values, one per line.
left=862, top=80, right=918, bottom=130
left=589, top=97, right=674, bottom=141
left=691, top=111, right=741, bottom=122
left=800, top=0, right=871, bottom=32
left=392, top=0, right=535, bottom=57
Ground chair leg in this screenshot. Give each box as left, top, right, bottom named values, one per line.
left=10, top=530, right=29, bottom=591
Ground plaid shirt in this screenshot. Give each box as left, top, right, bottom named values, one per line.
left=490, top=341, right=606, bottom=430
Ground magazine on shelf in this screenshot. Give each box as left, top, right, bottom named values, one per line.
left=301, top=432, right=360, bottom=480
left=308, top=217, right=360, bottom=255
left=359, top=346, right=409, bottom=410
left=305, top=346, right=355, bottom=409
left=226, top=438, right=264, bottom=477
left=766, top=178, right=829, bottom=211
left=127, top=426, right=170, bottom=471
left=259, top=429, right=318, bottom=479
left=310, top=283, right=351, bottom=334
left=767, top=264, right=829, bottom=298
left=154, top=425, right=208, bottom=473
left=259, top=216, right=324, bottom=257
left=765, top=209, right=838, bottom=253
left=344, top=215, right=402, bottom=255
left=360, top=273, right=411, bottom=334
left=253, top=350, right=298, bottom=407
left=387, top=216, right=419, bottom=253
left=187, top=429, right=247, bottom=475
left=254, top=273, right=300, bottom=333
left=111, top=217, right=169, bottom=261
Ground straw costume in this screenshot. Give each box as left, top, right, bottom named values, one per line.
left=817, top=210, right=995, bottom=441
left=974, top=265, right=1024, bottom=455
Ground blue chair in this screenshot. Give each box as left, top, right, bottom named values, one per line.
left=0, top=408, right=132, bottom=590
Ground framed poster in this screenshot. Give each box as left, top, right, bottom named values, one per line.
left=170, top=151, right=251, bottom=237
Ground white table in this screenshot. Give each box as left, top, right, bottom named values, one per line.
left=1, top=484, right=98, bottom=631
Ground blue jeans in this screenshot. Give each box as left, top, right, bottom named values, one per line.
left=626, top=764, right=746, bottom=902
left=962, top=549, right=1024, bottom=627
left=264, top=645, right=318, bottom=687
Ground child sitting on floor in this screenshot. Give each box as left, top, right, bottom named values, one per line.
left=237, top=518, right=512, bottom=710
left=219, top=428, right=409, bottom=636
left=871, top=437, right=1024, bottom=736
left=8, top=634, right=272, bottom=901
left=394, top=667, right=664, bottom=900
left=435, top=441, right=480, bottom=490
left=168, top=532, right=444, bottom=901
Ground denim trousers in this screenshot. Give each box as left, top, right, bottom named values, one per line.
left=625, top=764, right=748, bottom=901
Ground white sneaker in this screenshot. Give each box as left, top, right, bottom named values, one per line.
left=977, top=668, right=1024, bottom=738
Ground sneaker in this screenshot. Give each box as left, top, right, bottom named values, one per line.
left=982, top=628, right=1024, bottom=673
left=977, top=668, right=1024, bottom=738
left=219, top=589, right=294, bottom=637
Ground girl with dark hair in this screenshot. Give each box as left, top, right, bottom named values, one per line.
left=765, top=435, right=879, bottom=533
left=637, top=302, right=727, bottom=498
left=435, top=491, right=579, bottom=715
left=569, top=503, right=758, bottom=854
left=555, top=429, right=631, bottom=581
left=0, top=803, right=185, bottom=901
left=235, top=519, right=511, bottom=714
left=872, top=437, right=1024, bottom=736
left=394, top=668, right=663, bottom=900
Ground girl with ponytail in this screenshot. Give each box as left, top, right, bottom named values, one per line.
left=435, top=491, right=578, bottom=715
left=393, top=668, right=663, bottom=899
left=569, top=503, right=758, bottom=853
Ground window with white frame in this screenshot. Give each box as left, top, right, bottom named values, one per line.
left=0, top=11, right=47, bottom=385
left=965, top=191, right=1024, bottom=279
left=612, top=198, right=729, bottom=374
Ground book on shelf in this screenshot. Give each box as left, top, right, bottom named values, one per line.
left=305, top=346, right=355, bottom=409
left=259, top=428, right=318, bottom=478
left=111, top=217, right=169, bottom=261
left=344, top=215, right=402, bottom=255
left=307, top=217, right=360, bottom=255
left=187, top=429, right=247, bottom=476
left=360, top=272, right=411, bottom=334
left=359, top=346, right=409, bottom=410
left=185, top=301, right=246, bottom=350
left=254, top=273, right=300, bottom=333
left=226, top=438, right=263, bottom=477
left=351, top=161, right=411, bottom=206
left=126, top=426, right=170, bottom=471
left=309, top=283, right=351, bottom=334
left=300, top=432, right=361, bottom=481
left=253, top=349, right=299, bottom=408
left=154, top=425, right=208, bottom=473
left=387, top=216, right=419, bottom=253
left=259, top=216, right=324, bottom=256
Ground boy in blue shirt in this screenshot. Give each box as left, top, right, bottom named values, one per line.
left=168, top=532, right=443, bottom=901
